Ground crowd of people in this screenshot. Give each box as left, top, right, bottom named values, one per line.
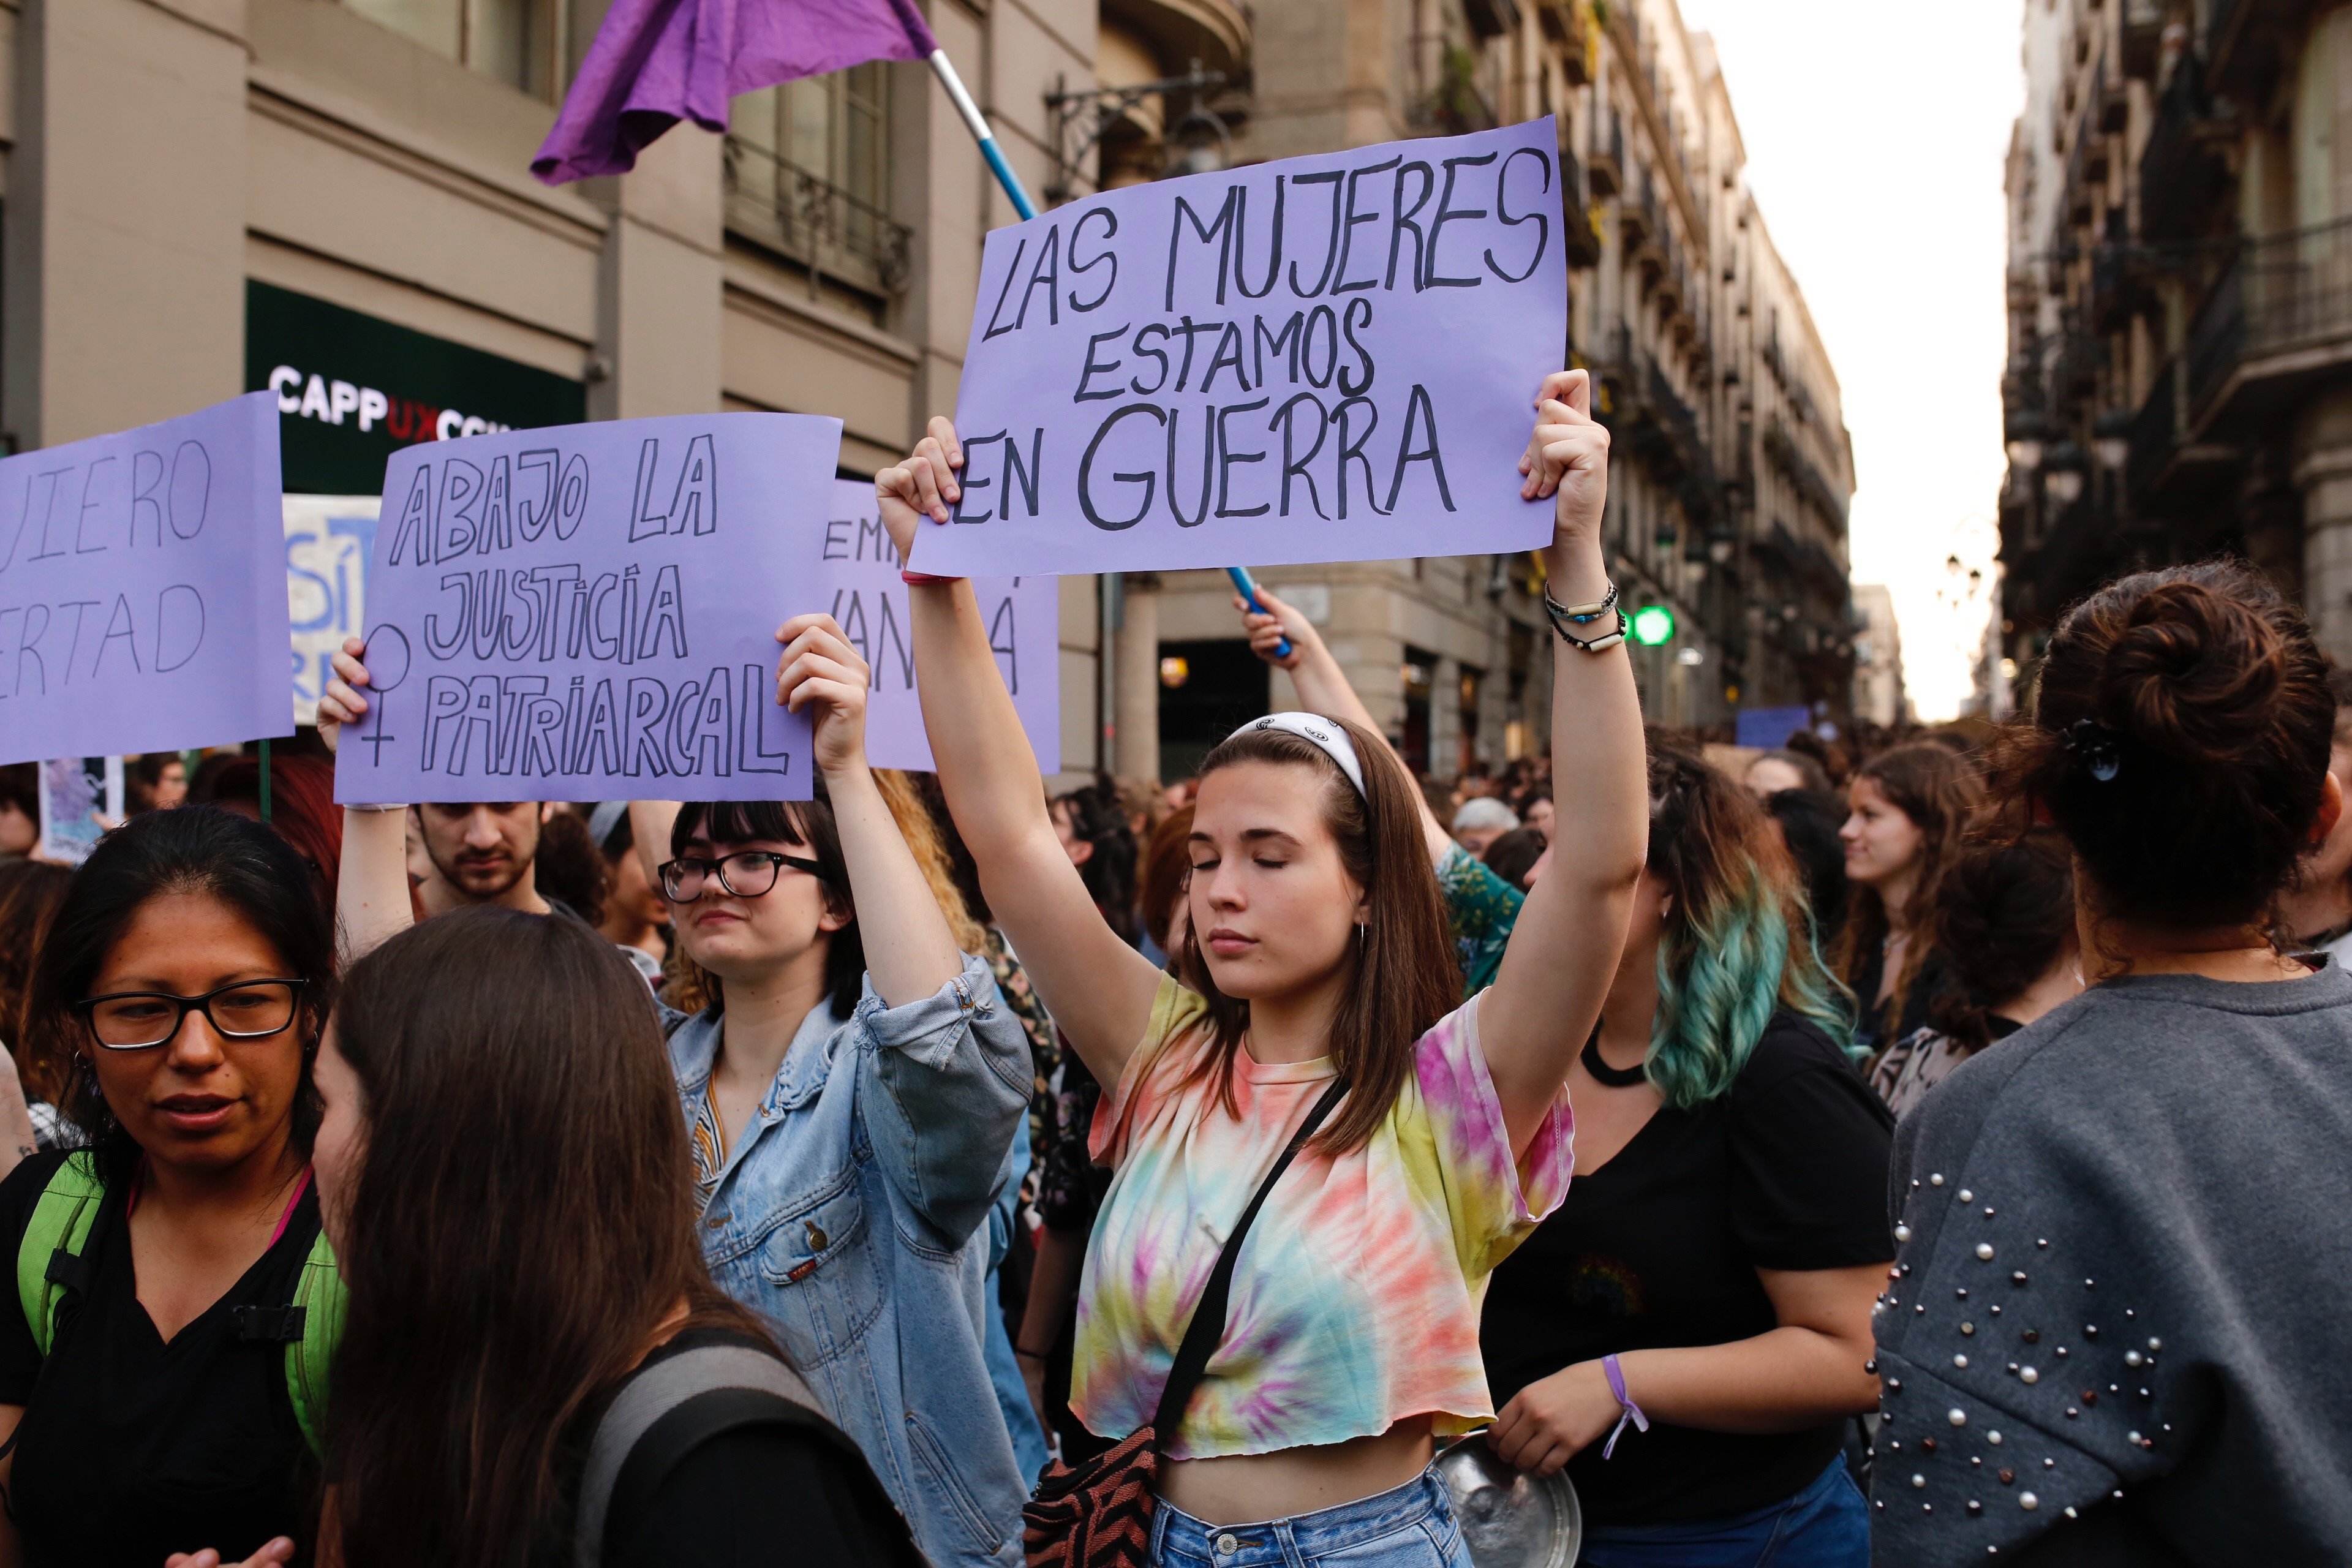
left=0, top=376, right=2345, bottom=1568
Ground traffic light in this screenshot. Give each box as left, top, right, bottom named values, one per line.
left=1629, top=605, right=1676, bottom=646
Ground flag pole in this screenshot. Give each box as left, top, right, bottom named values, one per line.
left=258, top=737, right=273, bottom=824
left=927, top=51, right=1038, bottom=221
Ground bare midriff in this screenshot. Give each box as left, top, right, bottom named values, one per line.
left=1157, top=1415, right=1436, bottom=1526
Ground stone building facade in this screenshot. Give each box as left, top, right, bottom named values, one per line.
left=2000, top=0, right=2352, bottom=665
left=2, top=0, right=1850, bottom=786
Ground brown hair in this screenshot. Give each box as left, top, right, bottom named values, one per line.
left=326, top=907, right=774, bottom=1568
left=1138, top=805, right=1196, bottom=954
left=878, top=769, right=987, bottom=952
left=1990, top=559, right=2332, bottom=932
left=1831, top=742, right=1983, bottom=1028
left=0, top=861, right=72, bottom=1100
left=1175, top=718, right=1457, bottom=1155
left=1922, top=830, right=2075, bottom=1052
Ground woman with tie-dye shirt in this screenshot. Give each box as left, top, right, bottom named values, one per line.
left=878, top=370, right=1646, bottom=1568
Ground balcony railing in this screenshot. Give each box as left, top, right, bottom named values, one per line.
left=1587, top=105, right=1623, bottom=197
left=2139, top=59, right=2225, bottom=244
left=1558, top=143, right=1602, bottom=268
left=2187, top=214, right=2352, bottom=420
left=723, top=138, right=911, bottom=296
left=2120, top=0, right=2164, bottom=79
left=1763, top=414, right=1849, bottom=529
left=2124, top=355, right=2179, bottom=508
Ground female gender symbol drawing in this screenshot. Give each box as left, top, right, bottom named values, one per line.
left=355, top=624, right=412, bottom=767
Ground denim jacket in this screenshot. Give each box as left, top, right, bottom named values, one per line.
left=664, top=954, right=1032, bottom=1568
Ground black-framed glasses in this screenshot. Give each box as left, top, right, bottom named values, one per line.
left=658, top=851, right=827, bottom=903
left=75, top=979, right=309, bottom=1052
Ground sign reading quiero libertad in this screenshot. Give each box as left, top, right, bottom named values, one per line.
left=915, top=118, right=1567, bottom=578
left=0, top=393, right=292, bottom=766
left=334, top=413, right=842, bottom=804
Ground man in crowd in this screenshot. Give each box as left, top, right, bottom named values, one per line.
left=409, top=801, right=574, bottom=921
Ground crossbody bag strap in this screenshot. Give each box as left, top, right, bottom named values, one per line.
left=1149, top=1075, right=1349, bottom=1444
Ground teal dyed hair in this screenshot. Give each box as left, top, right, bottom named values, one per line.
left=1638, top=742, right=1856, bottom=1110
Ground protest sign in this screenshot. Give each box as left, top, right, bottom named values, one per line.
left=285, top=495, right=380, bottom=725
left=820, top=479, right=1060, bottom=773
left=915, top=117, right=1566, bottom=578
left=38, top=756, right=124, bottom=866
left=0, top=394, right=292, bottom=766
left=334, top=413, right=842, bottom=805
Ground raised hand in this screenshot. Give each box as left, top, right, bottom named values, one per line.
left=1234, top=585, right=1316, bottom=673
left=875, top=415, right=965, bottom=566
left=775, top=612, right=873, bottom=778
left=314, top=635, right=374, bottom=758
left=1517, top=369, right=1610, bottom=551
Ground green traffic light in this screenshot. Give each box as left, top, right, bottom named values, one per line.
left=1630, top=605, right=1676, bottom=646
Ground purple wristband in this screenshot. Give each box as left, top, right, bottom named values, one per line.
left=1600, top=1353, right=1649, bottom=1459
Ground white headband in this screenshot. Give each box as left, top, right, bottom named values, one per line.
left=1234, top=712, right=1368, bottom=798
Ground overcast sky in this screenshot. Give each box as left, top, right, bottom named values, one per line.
left=1676, top=0, right=2023, bottom=720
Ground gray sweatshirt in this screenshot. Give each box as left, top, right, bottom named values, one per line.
left=1869, top=965, right=2352, bottom=1566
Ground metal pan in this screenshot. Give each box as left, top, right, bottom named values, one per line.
left=1433, top=1434, right=1582, bottom=1568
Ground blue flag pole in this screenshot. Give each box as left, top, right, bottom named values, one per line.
left=927, top=50, right=1038, bottom=222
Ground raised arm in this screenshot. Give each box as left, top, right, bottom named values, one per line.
left=1237, top=587, right=1457, bottom=868
left=883, top=419, right=1164, bottom=1088
left=1478, top=371, right=1648, bottom=1150
left=316, top=636, right=416, bottom=965
left=775, top=613, right=965, bottom=1006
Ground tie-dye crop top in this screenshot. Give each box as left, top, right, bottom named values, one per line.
left=1071, top=976, right=1574, bottom=1461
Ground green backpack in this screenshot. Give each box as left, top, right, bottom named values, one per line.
left=15, top=1152, right=345, bottom=1453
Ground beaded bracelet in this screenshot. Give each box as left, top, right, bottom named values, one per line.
left=1541, top=581, right=1627, bottom=652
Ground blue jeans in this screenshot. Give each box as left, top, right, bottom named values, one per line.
left=1575, top=1458, right=1869, bottom=1568
left=1151, top=1470, right=1474, bottom=1568
left=983, top=1117, right=1051, bottom=1483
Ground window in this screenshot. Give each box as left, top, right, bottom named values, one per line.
left=342, top=0, right=565, bottom=100
left=726, top=66, right=907, bottom=296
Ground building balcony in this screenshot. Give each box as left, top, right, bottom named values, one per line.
left=1462, top=0, right=1520, bottom=40
left=2120, top=0, right=2165, bottom=80
left=1532, top=0, right=1593, bottom=83
left=2187, top=213, right=2352, bottom=431
left=2138, top=59, right=2229, bottom=244
left=1101, top=0, right=1251, bottom=82
left=1558, top=141, right=1602, bottom=269
left=1587, top=107, right=1623, bottom=197
left=1619, top=189, right=1651, bottom=251
left=723, top=138, right=913, bottom=297
left=1763, top=415, right=1850, bottom=531
left=2204, top=0, right=2319, bottom=103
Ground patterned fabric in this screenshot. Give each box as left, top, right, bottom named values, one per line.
left=1039, top=1048, right=1109, bottom=1235
left=1434, top=843, right=1525, bottom=998
left=688, top=1079, right=729, bottom=1202
left=1070, top=976, right=1572, bottom=1460
left=1867, top=1027, right=1972, bottom=1121
left=985, top=927, right=1061, bottom=1199
left=1020, top=1425, right=1160, bottom=1568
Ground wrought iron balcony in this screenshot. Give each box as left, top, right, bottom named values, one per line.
left=2186, top=213, right=2352, bottom=425
left=2138, top=59, right=2228, bottom=244
left=2119, top=0, right=2164, bottom=80
left=1587, top=106, right=1623, bottom=197
left=723, top=138, right=911, bottom=296
left=1558, top=142, right=1602, bottom=269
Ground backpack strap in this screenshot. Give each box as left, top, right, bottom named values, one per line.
left=576, top=1344, right=825, bottom=1568
left=17, top=1153, right=109, bottom=1358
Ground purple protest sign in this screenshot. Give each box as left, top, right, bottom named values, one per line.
left=819, top=479, right=1059, bottom=773
left=0, top=393, right=291, bottom=766
left=914, top=118, right=1566, bottom=578
left=334, top=413, right=842, bottom=805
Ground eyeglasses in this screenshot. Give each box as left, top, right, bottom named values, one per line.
left=658, top=851, right=827, bottom=903
left=75, top=979, right=309, bottom=1052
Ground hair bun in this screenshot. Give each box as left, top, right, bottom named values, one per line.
left=2096, top=578, right=2289, bottom=764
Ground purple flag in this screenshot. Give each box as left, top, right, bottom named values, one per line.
left=533, top=0, right=939, bottom=184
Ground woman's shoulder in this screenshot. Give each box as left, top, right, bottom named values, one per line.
left=1724, top=1011, right=1891, bottom=1121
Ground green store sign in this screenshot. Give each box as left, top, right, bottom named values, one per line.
left=244, top=281, right=586, bottom=494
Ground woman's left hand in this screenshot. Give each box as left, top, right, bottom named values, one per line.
left=165, top=1539, right=296, bottom=1568
left=775, top=613, right=873, bottom=777
left=1488, top=1360, right=1621, bottom=1476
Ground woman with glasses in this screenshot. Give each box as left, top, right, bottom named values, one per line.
left=0, top=807, right=336, bottom=1566
left=318, top=614, right=1032, bottom=1568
